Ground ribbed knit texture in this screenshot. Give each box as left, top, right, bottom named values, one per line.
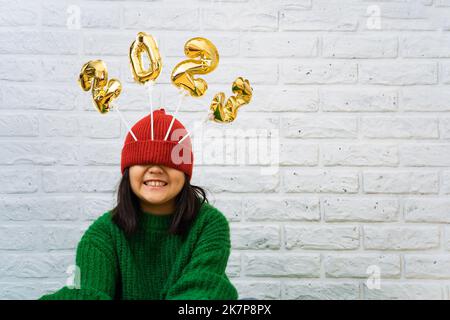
left=121, top=108, right=194, bottom=180
left=38, top=202, right=238, bottom=300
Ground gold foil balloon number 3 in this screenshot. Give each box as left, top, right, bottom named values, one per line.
left=210, top=77, right=253, bottom=123
left=78, top=60, right=122, bottom=114
left=170, top=37, right=219, bottom=97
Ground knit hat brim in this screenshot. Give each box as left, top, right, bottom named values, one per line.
left=121, top=139, right=193, bottom=179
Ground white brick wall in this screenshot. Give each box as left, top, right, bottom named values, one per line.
left=1, top=0, right=450, bottom=300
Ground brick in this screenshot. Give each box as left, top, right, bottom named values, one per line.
left=1, top=85, right=79, bottom=111
left=439, top=117, right=450, bottom=139
left=284, top=225, right=359, bottom=250
left=0, top=58, right=41, bottom=82
left=0, top=170, right=39, bottom=194
left=40, top=114, right=78, bottom=137
left=192, top=167, right=279, bottom=193
left=124, top=7, right=200, bottom=30
left=231, top=225, right=280, bottom=249
left=405, top=255, right=450, bottom=279
left=364, top=226, right=439, bottom=250
left=283, top=169, right=359, bottom=193
left=325, top=254, right=401, bottom=278
left=359, top=61, right=437, bottom=85
left=280, top=142, right=318, bottom=166
left=405, top=199, right=450, bottom=223
left=400, top=144, right=450, bottom=166
left=0, top=114, right=38, bottom=136
left=83, top=33, right=132, bottom=56
left=402, top=87, right=450, bottom=111
left=402, top=35, right=450, bottom=57
left=42, top=2, right=121, bottom=29
left=280, top=3, right=360, bottom=31
left=79, top=114, right=121, bottom=139
left=361, top=117, right=438, bottom=139
left=0, top=225, right=40, bottom=250
left=81, top=197, right=114, bottom=221
left=323, top=35, right=397, bottom=58
left=363, top=283, right=443, bottom=300
left=207, top=60, right=278, bottom=85
left=283, top=61, right=357, bottom=84
left=444, top=226, right=450, bottom=250
left=0, top=31, right=79, bottom=55
left=210, top=197, right=242, bottom=222
left=441, top=171, right=450, bottom=194
left=0, top=253, right=74, bottom=278
left=250, top=87, right=318, bottom=112
left=282, top=116, right=357, bottom=138
left=320, top=88, right=398, bottom=112
left=203, top=8, right=277, bottom=31
left=80, top=142, right=121, bottom=166
left=322, top=143, right=398, bottom=166
left=0, top=281, right=63, bottom=300
left=361, top=2, right=434, bottom=31
left=39, top=225, right=84, bottom=250
left=323, top=198, right=399, bottom=222
left=363, top=171, right=439, bottom=194
left=242, top=34, right=318, bottom=58
left=244, top=253, right=320, bottom=277
left=441, top=62, right=450, bottom=84
left=233, top=281, right=281, bottom=300
left=243, top=197, right=320, bottom=222
left=0, top=0, right=39, bottom=26
left=283, top=281, right=359, bottom=300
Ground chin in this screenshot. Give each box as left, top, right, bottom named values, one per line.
left=141, top=194, right=168, bottom=205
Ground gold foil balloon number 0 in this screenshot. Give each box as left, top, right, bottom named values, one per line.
left=210, top=77, right=253, bottom=123
left=129, top=32, right=162, bottom=84
left=78, top=60, right=122, bottom=114
left=170, top=37, right=219, bottom=97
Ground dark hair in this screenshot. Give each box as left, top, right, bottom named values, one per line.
left=111, top=167, right=208, bottom=238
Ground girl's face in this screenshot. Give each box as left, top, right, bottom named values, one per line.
left=129, top=164, right=185, bottom=214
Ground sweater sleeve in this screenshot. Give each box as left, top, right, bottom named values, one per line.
left=38, top=213, right=118, bottom=300
left=165, top=208, right=238, bottom=300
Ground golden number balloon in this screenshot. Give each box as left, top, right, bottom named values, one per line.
left=210, top=77, right=253, bottom=123
left=129, top=32, right=162, bottom=84
left=78, top=60, right=122, bottom=114
left=171, top=37, right=219, bottom=97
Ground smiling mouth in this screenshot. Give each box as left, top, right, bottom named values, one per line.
left=143, top=180, right=168, bottom=188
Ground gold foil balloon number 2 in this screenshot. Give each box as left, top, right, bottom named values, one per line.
left=170, top=37, right=219, bottom=97
left=78, top=60, right=122, bottom=114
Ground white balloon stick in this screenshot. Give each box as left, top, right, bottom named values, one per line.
left=113, top=105, right=138, bottom=141
left=145, top=81, right=155, bottom=140
left=164, top=89, right=188, bottom=141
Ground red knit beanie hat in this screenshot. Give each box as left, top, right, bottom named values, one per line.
left=121, top=108, right=194, bottom=180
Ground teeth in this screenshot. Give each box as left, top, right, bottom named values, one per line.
left=144, top=181, right=167, bottom=187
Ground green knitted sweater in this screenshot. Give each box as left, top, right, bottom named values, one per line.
left=38, top=202, right=238, bottom=300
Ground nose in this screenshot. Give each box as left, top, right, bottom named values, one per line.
left=146, top=164, right=163, bottom=174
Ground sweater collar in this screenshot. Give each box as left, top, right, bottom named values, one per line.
left=139, top=208, right=174, bottom=230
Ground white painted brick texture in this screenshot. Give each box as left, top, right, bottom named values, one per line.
left=1, top=0, right=450, bottom=300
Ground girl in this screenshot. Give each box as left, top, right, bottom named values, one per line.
left=39, top=108, right=238, bottom=300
